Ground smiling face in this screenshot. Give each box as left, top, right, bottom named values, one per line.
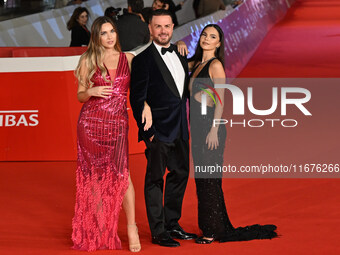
left=100, top=22, right=117, bottom=49
left=77, top=11, right=88, bottom=26
left=199, top=26, right=221, bottom=52
left=149, top=15, right=174, bottom=46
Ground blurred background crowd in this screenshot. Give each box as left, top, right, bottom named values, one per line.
left=0, top=0, right=243, bottom=22
left=67, top=0, right=243, bottom=49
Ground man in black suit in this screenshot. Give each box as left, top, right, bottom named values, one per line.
left=115, top=0, right=150, bottom=51
left=130, top=9, right=196, bottom=247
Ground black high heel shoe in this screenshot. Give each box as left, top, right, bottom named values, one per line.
left=195, top=236, right=216, bottom=244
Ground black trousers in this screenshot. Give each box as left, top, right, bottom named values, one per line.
left=143, top=136, right=189, bottom=237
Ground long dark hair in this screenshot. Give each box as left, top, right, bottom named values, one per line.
left=189, top=24, right=225, bottom=68
left=67, top=7, right=89, bottom=31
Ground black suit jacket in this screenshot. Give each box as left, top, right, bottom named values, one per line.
left=70, top=24, right=90, bottom=47
left=116, top=13, right=150, bottom=51
left=130, top=43, right=189, bottom=143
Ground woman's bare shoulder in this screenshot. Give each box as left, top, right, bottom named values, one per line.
left=125, top=52, right=135, bottom=64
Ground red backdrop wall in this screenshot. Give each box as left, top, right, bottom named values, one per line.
left=0, top=70, right=144, bottom=161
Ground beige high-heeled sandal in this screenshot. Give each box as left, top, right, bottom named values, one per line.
left=127, top=223, right=141, bottom=252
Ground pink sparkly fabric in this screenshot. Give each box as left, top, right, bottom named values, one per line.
left=72, top=52, right=130, bottom=251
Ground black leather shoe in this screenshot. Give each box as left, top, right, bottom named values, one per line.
left=152, top=232, right=180, bottom=247
left=168, top=226, right=198, bottom=240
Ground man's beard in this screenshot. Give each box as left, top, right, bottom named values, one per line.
left=153, top=33, right=172, bottom=46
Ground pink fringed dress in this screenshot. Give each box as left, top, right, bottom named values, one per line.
left=72, top=52, right=130, bottom=251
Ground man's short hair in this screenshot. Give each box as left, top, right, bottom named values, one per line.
left=149, top=9, right=174, bottom=24
left=128, top=0, right=144, bottom=14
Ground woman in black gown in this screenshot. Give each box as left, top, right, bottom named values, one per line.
left=189, top=24, right=277, bottom=244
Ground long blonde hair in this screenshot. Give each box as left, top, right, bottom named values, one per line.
left=75, top=16, right=121, bottom=88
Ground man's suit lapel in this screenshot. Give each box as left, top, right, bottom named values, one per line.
left=150, top=43, right=181, bottom=98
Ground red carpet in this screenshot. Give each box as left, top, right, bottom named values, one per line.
left=1, top=158, right=340, bottom=254
left=1, top=0, right=340, bottom=254
left=238, top=0, right=340, bottom=78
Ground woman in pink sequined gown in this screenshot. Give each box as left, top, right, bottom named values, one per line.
left=72, top=16, right=149, bottom=252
